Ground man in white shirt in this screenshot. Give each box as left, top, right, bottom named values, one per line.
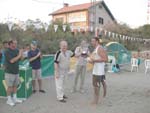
left=54, top=41, right=74, bottom=103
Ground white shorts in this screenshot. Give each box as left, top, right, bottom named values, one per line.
left=32, top=69, right=42, bottom=80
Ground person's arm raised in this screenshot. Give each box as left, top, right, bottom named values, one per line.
left=92, top=47, right=108, bottom=63
left=29, top=52, right=41, bottom=62
left=10, top=49, right=23, bottom=63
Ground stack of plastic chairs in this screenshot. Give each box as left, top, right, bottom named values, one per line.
left=131, top=58, right=139, bottom=72
left=145, top=59, right=150, bottom=75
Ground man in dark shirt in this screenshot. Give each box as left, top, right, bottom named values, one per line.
left=5, top=40, right=23, bottom=106
left=28, top=41, right=45, bottom=93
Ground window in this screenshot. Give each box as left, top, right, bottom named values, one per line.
left=99, top=5, right=103, bottom=9
left=99, top=17, right=104, bottom=24
left=55, top=18, right=64, bottom=22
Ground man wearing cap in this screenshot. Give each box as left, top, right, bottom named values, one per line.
left=54, top=40, right=74, bottom=103
left=28, top=41, right=45, bottom=93
left=5, top=40, right=23, bottom=106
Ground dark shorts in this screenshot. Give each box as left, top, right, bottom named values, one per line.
left=92, top=75, right=106, bottom=87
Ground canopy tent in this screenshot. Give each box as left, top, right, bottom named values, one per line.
left=106, top=42, right=131, bottom=65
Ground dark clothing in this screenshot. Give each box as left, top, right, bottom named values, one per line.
left=28, top=49, right=41, bottom=69
left=5, top=48, right=19, bottom=74
left=0, top=52, right=2, bottom=63
left=0, top=49, right=6, bottom=65
left=92, top=75, right=105, bottom=87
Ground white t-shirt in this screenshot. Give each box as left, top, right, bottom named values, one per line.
left=92, top=46, right=105, bottom=76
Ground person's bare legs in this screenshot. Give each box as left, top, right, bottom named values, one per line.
left=102, top=80, right=107, bottom=97
left=13, top=86, right=17, bottom=94
left=6, top=87, right=13, bottom=105
left=32, top=80, right=36, bottom=91
left=7, top=87, right=13, bottom=96
left=91, top=86, right=100, bottom=106
left=12, top=86, right=23, bottom=103
left=38, top=79, right=42, bottom=90
left=38, top=79, right=45, bottom=93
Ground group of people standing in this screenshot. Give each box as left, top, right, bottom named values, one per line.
left=0, top=36, right=108, bottom=106
left=0, top=40, right=45, bottom=106
left=54, top=37, right=108, bottom=105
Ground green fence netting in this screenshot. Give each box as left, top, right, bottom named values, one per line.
left=20, top=55, right=54, bottom=77
left=41, top=55, right=54, bottom=77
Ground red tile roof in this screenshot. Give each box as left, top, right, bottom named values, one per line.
left=50, top=1, right=116, bottom=21
left=50, top=2, right=93, bottom=15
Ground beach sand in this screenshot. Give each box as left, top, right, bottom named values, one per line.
left=0, top=63, right=150, bottom=113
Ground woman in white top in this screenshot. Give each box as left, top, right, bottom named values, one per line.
left=89, top=37, right=108, bottom=105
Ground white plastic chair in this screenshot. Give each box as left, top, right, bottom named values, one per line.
left=131, top=58, right=138, bottom=72
left=145, top=59, right=150, bottom=75
left=108, top=55, right=116, bottom=73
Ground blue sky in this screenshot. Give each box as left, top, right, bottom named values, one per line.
left=0, top=0, right=148, bottom=28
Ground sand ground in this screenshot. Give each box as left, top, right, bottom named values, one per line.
left=0, top=63, right=150, bottom=113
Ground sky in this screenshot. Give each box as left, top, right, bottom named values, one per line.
left=0, top=0, right=148, bottom=28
